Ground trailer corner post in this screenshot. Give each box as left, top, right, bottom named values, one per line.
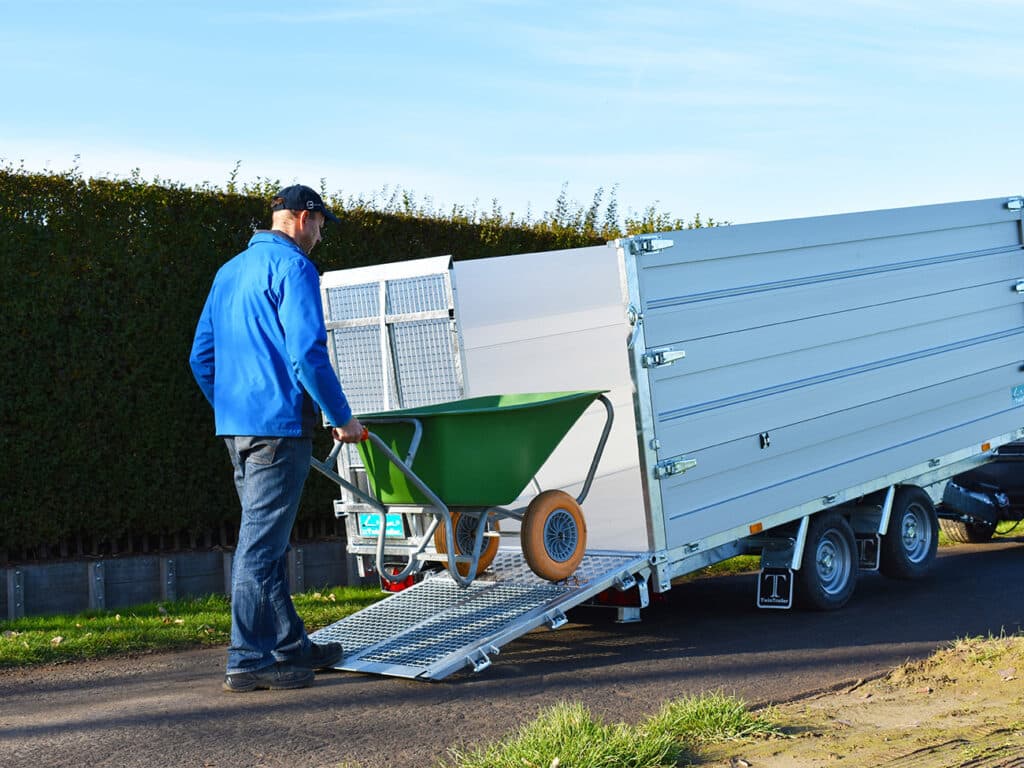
left=618, top=238, right=669, bottom=555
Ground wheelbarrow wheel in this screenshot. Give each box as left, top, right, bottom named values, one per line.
left=434, top=508, right=500, bottom=577
left=521, top=490, right=587, bottom=581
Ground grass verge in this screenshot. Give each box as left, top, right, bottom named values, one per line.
left=0, top=585, right=384, bottom=667
left=441, top=693, right=780, bottom=768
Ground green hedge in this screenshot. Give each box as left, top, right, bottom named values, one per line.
left=0, top=169, right=602, bottom=554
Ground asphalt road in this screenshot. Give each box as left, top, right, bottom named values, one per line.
left=1, top=539, right=1021, bottom=768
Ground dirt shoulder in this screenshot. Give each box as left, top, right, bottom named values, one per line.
left=703, top=636, right=1024, bottom=767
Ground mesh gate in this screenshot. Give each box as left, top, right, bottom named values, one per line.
left=319, top=256, right=466, bottom=521
left=322, top=260, right=464, bottom=414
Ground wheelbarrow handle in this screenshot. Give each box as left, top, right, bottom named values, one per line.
left=312, top=429, right=476, bottom=588
left=358, top=432, right=480, bottom=587
left=310, top=442, right=385, bottom=513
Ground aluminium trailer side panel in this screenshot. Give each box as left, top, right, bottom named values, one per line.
left=622, top=197, right=1024, bottom=562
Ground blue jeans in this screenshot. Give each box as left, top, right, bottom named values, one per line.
left=224, top=436, right=313, bottom=673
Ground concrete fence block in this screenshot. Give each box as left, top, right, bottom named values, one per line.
left=104, top=558, right=161, bottom=610
left=0, top=541, right=348, bottom=617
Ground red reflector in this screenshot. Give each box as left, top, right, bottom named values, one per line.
left=380, top=568, right=416, bottom=593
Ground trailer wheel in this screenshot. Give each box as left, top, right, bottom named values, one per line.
left=521, top=490, right=587, bottom=581
left=797, top=511, right=858, bottom=611
left=880, top=486, right=938, bottom=579
left=434, top=508, right=500, bottom=577
left=938, top=517, right=995, bottom=543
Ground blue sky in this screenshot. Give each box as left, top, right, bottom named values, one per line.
left=2, top=0, right=1022, bottom=225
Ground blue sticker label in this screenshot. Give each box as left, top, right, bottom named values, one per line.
left=357, top=513, right=405, bottom=538
left=1013, top=385, right=1024, bottom=406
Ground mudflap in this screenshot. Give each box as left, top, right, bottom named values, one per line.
left=757, top=568, right=793, bottom=609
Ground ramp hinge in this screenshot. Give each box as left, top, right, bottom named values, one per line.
left=1006, top=196, right=1023, bottom=210
left=544, top=609, right=568, bottom=630
left=630, top=237, right=675, bottom=255
left=642, top=347, right=686, bottom=368
left=465, top=644, right=500, bottom=673
left=614, top=571, right=637, bottom=591
left=654, top=456, right=698, bottom=478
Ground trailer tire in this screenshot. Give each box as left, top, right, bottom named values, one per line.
left=880, top=486, right=938, bottom=579
left=797, top=511, right=858, bottom=611
left=521, top=490, right=587, bottom=581
left=434, top=508, right=500, bottom=577
left=938, top=517, right=995, bottom=543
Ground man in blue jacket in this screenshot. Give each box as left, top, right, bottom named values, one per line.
left=190, top=184, right=365, bottom=692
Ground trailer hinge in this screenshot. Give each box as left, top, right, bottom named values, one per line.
left=654, top=456, right=698, bottom=478
left=627, top=305, right=644, bottom=350
left=1006, top=196, right=1024, bottom=211
left=642, top=347, right=686, bottom=368
left=630, top=237, right=675, bottom=255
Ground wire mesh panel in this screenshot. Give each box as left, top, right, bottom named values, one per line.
left=391, top=320, right=462, bottom=407
left=326, top=282, right=379, bottom=322
left=330, top=326, right=393, bottom=414
left=385, top=273, right=449, bottom=315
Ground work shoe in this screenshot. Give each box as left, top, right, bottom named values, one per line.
left=223, top=663, right=315, bottom=693
left=301, top=640, right=344, bottom=670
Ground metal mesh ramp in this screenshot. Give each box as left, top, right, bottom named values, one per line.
left=310, top=550, right=650, bottom=680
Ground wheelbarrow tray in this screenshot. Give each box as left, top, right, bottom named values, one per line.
left=357, top=390, right=606, bottom=506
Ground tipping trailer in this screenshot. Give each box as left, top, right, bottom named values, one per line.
left=310, top=195, right=1024, bottom=680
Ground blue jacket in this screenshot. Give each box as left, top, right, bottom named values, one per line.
left=189, top=231, right=353, bottom=436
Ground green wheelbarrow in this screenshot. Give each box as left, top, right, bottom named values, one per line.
left=311, top=390, right=613, bottom=588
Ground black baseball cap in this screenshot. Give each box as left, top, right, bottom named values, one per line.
left=271, top=184, right=340, bottom=223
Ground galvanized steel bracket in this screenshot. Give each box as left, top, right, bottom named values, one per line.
left=465, top=644, right=500, bottom=673
left=654, top=456, right=698, bottom=478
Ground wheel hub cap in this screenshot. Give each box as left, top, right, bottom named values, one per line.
left=543, top=509, right=578, bottom=562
